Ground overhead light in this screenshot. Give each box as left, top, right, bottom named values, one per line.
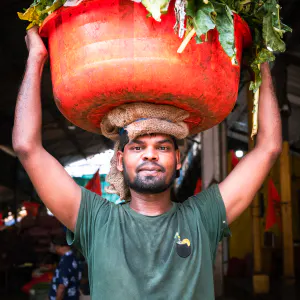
left=66, top=120, right=76, bottom=130
left=68, top=124, right=76, bottom=130
left=235, top=150, right=244, bottom=158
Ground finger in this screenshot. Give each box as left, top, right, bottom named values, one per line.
left=26, top=25, right=39, bottom=35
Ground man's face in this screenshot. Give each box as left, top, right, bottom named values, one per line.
left=117, top=134, right=181, bottom=194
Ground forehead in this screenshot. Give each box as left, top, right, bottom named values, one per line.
left=131, top=134, right=174, bottom=143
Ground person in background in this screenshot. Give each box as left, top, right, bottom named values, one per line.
left=49, top=236, right=82, bottom=300
left=79, top=261, right=90, bottom=298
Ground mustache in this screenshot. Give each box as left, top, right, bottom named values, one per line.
left=136, top=162, right=166, bottom=173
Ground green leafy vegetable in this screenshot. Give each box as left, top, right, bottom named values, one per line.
left=18, top=0, right=66, bottom=29
left=213, top=1, right=236, bottom=60
left=263, top=13, right=286, bottom=52
left=141, top=0, right=170, bottom=21
left=249, top=48, right=275, bottom=92
left=189, top=2, right=216, bottom=38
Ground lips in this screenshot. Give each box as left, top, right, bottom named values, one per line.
left=138, top=169, right=161, bottom=176
left=139, top=167, right=161, bottom=172
left=137, top=163, right=164, bottom=173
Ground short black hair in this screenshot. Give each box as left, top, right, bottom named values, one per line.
left=119, top=129, right=129, bottom=151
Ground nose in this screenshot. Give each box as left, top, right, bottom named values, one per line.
left=142, top=146, right=158, bottom=161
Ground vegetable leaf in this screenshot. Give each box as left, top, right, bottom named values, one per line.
left=213, top=2, right=235, bottom=59
left=249, top=48, right=275, bottom=92
left=141, top=0, right=171, bottom=21
left=17, top=0, right=66, bottom=29
left=263, top=13, right=286, bottom=52
left=189, top=2, right=216, bottom=38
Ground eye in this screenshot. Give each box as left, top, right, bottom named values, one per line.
left=129, top=144, right=145, bottom=151
left=132, top=146, right=141, bottom=151
left=158, top=146, right=168, bottom=151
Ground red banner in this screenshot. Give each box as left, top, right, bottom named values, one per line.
left=23, top=201, right=40, bottom=217
left=0, top=213, right=3, bottom=226
left=230, top=150, right=240, bottom=169
left=85, top=170, right=102, bottom=196
left=265, top=178, right=281, bottom=231
left=194, top=178, right=202, bottom=195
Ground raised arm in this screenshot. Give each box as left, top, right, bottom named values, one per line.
left=219, top=63, right=282, bottom=224
left=12, top=27, right=81, bottom=232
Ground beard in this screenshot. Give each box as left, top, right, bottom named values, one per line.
left=123, top=161, right=177, bottom=194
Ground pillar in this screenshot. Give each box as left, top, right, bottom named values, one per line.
left=201, top=122, right=228, bottom=297
left=280, top=141, right=294, bottom=282
left=272, top=55, right=295, bottom=284
left=248, top=89, right=270, bottom=294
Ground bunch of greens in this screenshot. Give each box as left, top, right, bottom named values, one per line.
left=18, top=0, right=66, bottom=29
left=146, top=0, right=291, bottom=93
left=18, top=0, right=291, bottom=93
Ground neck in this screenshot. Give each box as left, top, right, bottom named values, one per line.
left=129, top=188, right=173, bottom=216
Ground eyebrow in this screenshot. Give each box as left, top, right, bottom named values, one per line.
left=127, top=138, right=174, bottom=146
left=127, top=139, right=145, bottom=146
left=157, top=139, right=174, bottom=145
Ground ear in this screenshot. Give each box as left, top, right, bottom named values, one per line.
left=116, top=150, right=124, bottom=172
left=175, top=149, right=181, bottom=171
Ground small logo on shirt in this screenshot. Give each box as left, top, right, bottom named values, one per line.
left=174, top=232, right=191, bottom=258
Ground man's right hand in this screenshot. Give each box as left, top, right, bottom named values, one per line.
left=25, top=26, right=48, bottom=60
left=13, top=25, right=81, bottom=232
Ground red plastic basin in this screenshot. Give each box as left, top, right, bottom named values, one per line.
left=40, top=0, right=251, bottom=135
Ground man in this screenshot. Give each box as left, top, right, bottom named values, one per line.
left=13, top=27, right=282, bottom=299
left=49, top=236, right=82, bottom=300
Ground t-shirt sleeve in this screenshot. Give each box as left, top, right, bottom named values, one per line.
left=66, top=187, right=111, bottom=259
left=186, top=184, right=231, bottom=259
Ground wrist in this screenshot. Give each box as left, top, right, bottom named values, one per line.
left=260, top=62, right=270, bottom=74
left=260, top=62, right=272, bottom=82
left=27, top=52, right=48, bottom=65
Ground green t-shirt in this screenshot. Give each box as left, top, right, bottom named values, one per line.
left=67, top=184, right=230, bottom=300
